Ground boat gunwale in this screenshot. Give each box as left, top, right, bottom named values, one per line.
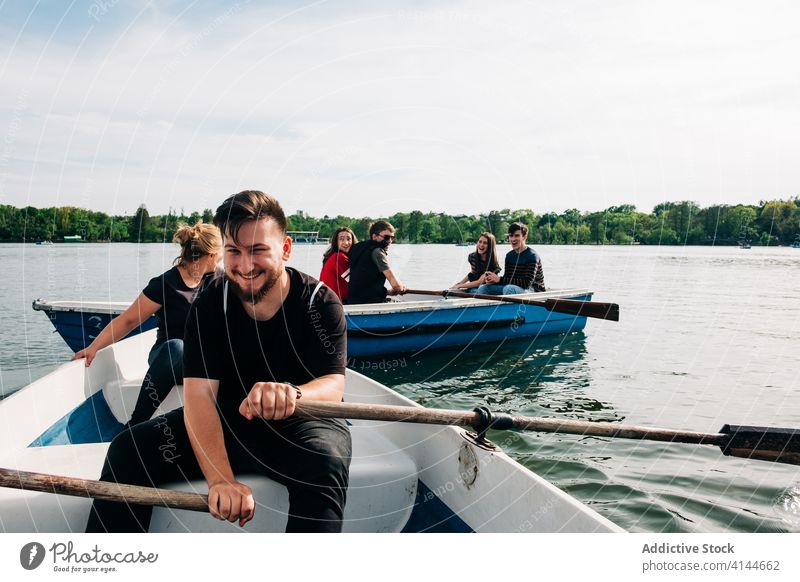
left=33, top=288, right=594, bottom=316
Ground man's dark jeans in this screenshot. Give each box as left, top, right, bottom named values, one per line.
left=86, top=408, right=352, bottom=533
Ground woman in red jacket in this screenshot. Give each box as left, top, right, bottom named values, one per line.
left=319, top=227, right=357, bottom=302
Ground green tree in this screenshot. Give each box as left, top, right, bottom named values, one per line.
left=664, top=201, right=700, bottom=243
left=576, top=223, right=592, bottom=244
left=419, top=214, right=441, bottom=242
left=607, top=204, right=637, bottom=214
left=130, top=204, right=150, bottom=242
left=587, top=212, right=607, bottom=244
left=406, top=211, right=423, bottom=243
left=487, top=210, right=507, bottom=236
left=758, top=200, right=798, bottom=244
left=560, top=208, right=581, bottom=226
left=725, top=205, right=757, bottom=242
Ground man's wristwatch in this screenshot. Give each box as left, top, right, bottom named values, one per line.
left=286, top=382, right=302, bottom=399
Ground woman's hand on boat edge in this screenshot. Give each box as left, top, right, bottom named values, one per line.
left=70, top=293, right=162, bottom=368
left=71, top=346, right=98, bottom=367
left=207, top=480, right=255, bottom=527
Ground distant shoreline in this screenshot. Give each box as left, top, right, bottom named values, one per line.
left=2, top=199, right=798, bottom=246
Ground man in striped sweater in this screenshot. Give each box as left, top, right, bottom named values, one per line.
left=476, top=222, right=545, bottom=295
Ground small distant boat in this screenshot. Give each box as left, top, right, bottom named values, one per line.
left=0, top=331, right=621, bottom=532
left=738, top=231, right=752, bottom=249
left=63, top=235, right=82, bottom=243
left=33, top=289, right=597, bottom=356
left=288, top=231, right=320, bottom=244
left=35, top=240, right=53, bottom=246
left=455, top=242, right=472, bottom=246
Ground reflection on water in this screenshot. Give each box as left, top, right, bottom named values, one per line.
left=356, top=326, right=800, bottom=534
left=356, top=331, right=588, bottom=384
left=355, top=332, right=618, bottom=423
left=776, top=484, right=800, bottom=530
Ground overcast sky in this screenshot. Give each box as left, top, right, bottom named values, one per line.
left=1, top=0, right=798, bottom=217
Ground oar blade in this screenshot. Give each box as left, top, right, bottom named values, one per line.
left=411, top=289, right=620, bottom=322
left=544, top=299, right=620, bottom=321
left=720, top=425, right=800, bottom=466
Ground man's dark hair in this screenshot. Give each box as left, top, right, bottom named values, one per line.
left=214, top=190, right=287, bottom=244
left=507, top=222, right=528, bottom=237
left=368, top=220, right=395, bottom=238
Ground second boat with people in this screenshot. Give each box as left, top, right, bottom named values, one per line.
left=33, top=288, right=604, bottom=357
left=33, top=219, right=617, bottom=357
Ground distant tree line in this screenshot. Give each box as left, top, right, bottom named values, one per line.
left=1, top=199, right=798, bottom=246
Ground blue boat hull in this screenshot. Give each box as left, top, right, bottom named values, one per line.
left=35, top=293, right=591, bottom=357
left=346, top=297, right=590, bottom=356
left=43, top=310, right=158, bottom=353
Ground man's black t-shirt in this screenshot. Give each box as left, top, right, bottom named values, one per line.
left=182, top=268, right=347, bottom=423
left=141, top=266, right=214, bottom=346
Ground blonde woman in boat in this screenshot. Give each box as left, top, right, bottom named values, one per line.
left=451, top=232, right=501, bottom=291
left=72, top=221, right=222, bottom=427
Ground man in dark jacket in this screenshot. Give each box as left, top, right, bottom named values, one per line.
left=347, top=220, right=406, bottom=304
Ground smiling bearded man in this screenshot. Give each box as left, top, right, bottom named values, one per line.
left=224, top=219, right=283, bottom=305
left=86, top=190, right=351, bottom=533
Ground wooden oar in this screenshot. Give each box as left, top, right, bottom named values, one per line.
left=0, top=467, right=208, bottom=511
left=405, top=288, right=620, bottom=321
left=2, top=402, right=797, bottom=507
left=294, top=400, right=800, bottom=465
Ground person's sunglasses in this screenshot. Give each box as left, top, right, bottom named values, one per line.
left=381, top=234, right=396, bottom=241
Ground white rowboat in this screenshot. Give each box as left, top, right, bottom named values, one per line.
left=0, top=330, right=622, bottom=533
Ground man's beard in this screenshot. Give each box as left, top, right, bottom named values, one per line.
left=226, top=267, right=282, bottom=305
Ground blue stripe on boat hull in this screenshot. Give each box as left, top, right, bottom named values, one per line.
left=43, top=310, right=157, bottom=353
left=30, top=391, right=123, bottom=447
left=402, top=481, right=473, bottom=533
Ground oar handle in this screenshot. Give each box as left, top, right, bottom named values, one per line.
left=405, top=289, right=620, bottom=322
left=296, top=400, right=477, bottom=427
left=0, top=467, right=209, bottom=512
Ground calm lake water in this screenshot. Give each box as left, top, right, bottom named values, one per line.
left=1, top=241, right=799, bottom=533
